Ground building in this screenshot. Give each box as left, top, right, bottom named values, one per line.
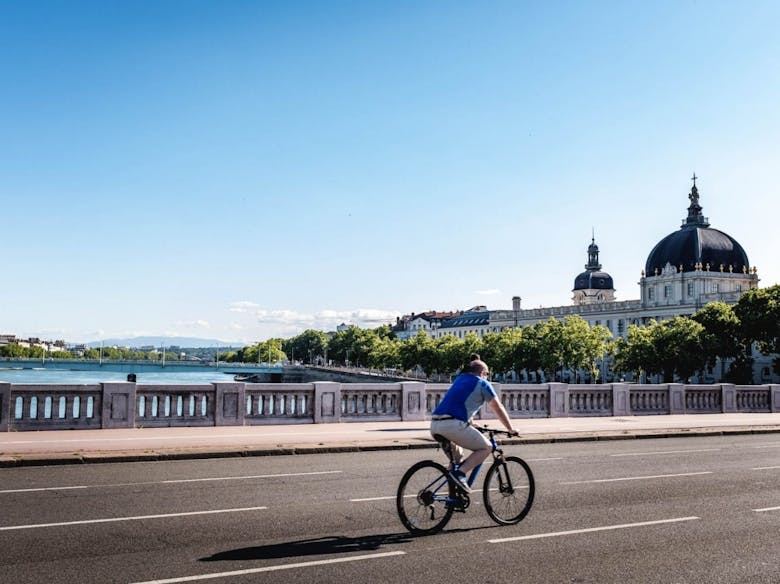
left=435, top=177, right=774, bottom=383
left=392, top=311, right=462, bottom=340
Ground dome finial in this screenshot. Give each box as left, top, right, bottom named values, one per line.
left=684, top=174, right=709, bottom=227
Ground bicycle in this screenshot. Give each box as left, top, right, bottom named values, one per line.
left=396, top=425, right=535, bottom=534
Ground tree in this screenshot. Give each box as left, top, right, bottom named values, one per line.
left=734, top=285, right=780, bottom=362
left=399, top=330, right=434, bottom=375
left=614, top=324, right=655, bottom=381
left=283, top=329, right=328, bottom=364
left=691, top=301, right=741, bottom=378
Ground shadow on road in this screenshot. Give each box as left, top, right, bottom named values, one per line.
left=200, top=532, right=414, bottom=562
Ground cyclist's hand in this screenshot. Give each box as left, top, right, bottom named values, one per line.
left=508, top=429, right=519, bottom=437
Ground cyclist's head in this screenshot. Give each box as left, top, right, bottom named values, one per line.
left=464, top=356, right=489, bottom=378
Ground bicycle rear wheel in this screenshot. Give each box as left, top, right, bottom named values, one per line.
left=397, top=460, right=455, bottom=535
left=483, top=456, right=534, bottom=525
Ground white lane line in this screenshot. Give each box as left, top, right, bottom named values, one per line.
left=527, top=457, right=565, bottom=462
left=162, top=470, right=343, bottom=484
left=351, top=489, right=485, bottom=503
left=754, top=506, right=780, bottom=513
left=0, top=471, right=342, bottom=494
left=0, top=506, right=267, bottom=531
left=128, top=551, right=407, bottom=583
left=489, top=516, right=700, bottom=543
left=560, top=471, right=712, bottom=485
left=753, top=466, right=780, bottom=470
left=0, top=485, right=89, bottom=494
left=610, top=448, right=720, bottom=457
left=752, top=444, right=780, bottom=449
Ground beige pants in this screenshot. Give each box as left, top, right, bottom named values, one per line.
left=430, top=418, right=490, bottom=465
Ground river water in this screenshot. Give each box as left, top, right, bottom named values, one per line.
left=0, top=368, right=235, bottom=384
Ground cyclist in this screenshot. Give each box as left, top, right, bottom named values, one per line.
left=430, top=354, right=518, bottom=493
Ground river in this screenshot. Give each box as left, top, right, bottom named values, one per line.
left=0, top=368, right=235, bottom=384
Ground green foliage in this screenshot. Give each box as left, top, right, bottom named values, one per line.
left=734, top=285, right=780, bottom=356
left=282, top=329, right=329, bottom=364
left=614, top=317, right=704, bottom=382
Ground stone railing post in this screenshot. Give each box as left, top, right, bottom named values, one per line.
left=401, top=382, right=426, bottom=421
left=611, top=383, right=630, bottom=416
left=0, top=382, right=10, bottom=432
left=101, top=382, right=136, bottom=429
left=721, top=383, right=737, bottom=413
left=314, top=382, right=341, bottom=423
left=770, top=385, right=780, bottom=413
left=669, top=384, right=685, bottom=414
left=214, top=382, right=246, bottom=426
left=548, top=383, right=569, bottom=417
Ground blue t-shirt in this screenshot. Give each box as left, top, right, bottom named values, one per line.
left=432, top=373, right=497, bottom=422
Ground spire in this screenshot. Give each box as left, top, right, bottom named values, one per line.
left=684, top=173, right=710, bottom=227
left=585, top=232, right=602, bottom=271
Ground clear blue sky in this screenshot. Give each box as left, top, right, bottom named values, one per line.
left=2, top=1, right=778, bottom=344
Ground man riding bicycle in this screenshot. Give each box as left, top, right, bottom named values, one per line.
left=430, top=355, right=518, bottom=493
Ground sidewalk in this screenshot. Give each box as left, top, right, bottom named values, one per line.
left=2, top=413, right=780, bottom=467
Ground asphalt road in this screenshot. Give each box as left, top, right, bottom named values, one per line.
left=2, top=434, right=780, bottom=583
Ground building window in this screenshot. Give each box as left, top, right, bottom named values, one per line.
left=648, top=288, right=655, bottom=300
left=687, top=282, right=694, bottom=297
left=617, top=320, right=625, bottom=335
left=712, top=283, right=719, bottom=293
left=664, top=285, right=671, bottom=298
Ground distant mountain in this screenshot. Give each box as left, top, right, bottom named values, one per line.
left=86, top=336, right=245, bottom=349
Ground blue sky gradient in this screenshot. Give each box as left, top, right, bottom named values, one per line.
left=2, top=1, right=778, bottom=343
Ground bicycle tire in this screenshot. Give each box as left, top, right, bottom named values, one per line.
left=397, top=460, right=455, bottom=535
left=483, top=456, right=535, bottom=525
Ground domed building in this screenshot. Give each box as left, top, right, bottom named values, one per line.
left=639, top=176, right=758, bottom=311
left=572, top=235, right=615, bottom=305
left=434, top=175, right=773, bottom=383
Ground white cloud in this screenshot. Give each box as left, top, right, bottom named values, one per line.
left=250, top=307, right=400, bottom=332
left=229, top=301, right=261, bottom=313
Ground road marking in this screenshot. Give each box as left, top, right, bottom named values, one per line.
left=754, top=506, right=780, bottom=513
left=560, top=471, right=712, bottom=485
left=527, top=457, right=565, bottom=461
left=488, top=516, right=700, bottom=543
left=0, top=485, right=88, bottom=494
left=128, top=551, right=407, bottom=583
left=753, top=466, right=780, bottom=470
left=610, top=448, right=720, bottom=457
left=351, top=488, right=485, bottom=502
left=0, top=506, right=267, bottom=531
left=752, top=444, right=780, bottom=449
left=162, top=470, right=343, bottom=484
left=0, top=471, right=342, bottom=495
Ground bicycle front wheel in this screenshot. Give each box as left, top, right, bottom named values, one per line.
left=483, top=456, right=535, bottom=525
left=397, top=460, right=455, bottom=535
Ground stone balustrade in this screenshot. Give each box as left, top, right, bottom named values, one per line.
left=1, top=381, right=779, bottom=431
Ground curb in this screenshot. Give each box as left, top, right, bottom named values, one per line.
left=3, top=425, right=780, bottom=468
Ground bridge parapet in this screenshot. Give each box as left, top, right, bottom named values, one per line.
left=1, top=382, right=779, bottom=431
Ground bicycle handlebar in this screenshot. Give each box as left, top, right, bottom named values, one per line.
left=473, top=424, right=519, bottom=437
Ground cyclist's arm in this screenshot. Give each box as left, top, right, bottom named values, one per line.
left=488, top=397, right=517, bottom=435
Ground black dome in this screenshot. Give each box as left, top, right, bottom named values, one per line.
left=573, top=236, right=614, bottom=291
left=645, top=225, right=750, bottom=276
left=574, top=271, right=614, bottom=291
left=645, top=179, right=750, bottom=276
